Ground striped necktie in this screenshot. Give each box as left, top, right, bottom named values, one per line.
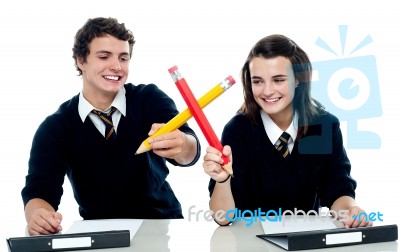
left=277, top=132, right=290, bottom=158
left=92, top=107, right=117, bottom=140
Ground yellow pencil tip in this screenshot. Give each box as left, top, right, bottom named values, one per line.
left=135, top=143, right=151, bottom=155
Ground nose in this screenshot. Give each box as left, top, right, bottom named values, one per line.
left=111, top=58, right=121, bottom=71
left=262, top=82, right=274, bottom=96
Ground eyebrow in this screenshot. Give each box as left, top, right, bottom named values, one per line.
left=271, top=74, right=287, bottom=78
left=95, top=50, right=130, bottom=57
left=251, top=74, right=288, bottom=79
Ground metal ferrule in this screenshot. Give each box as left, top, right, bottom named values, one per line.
left=219, top=78, right=234, bottom=91
left=170, top=70, right=182, bottom=82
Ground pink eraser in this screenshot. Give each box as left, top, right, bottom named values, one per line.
left=168, top=65, right=178, bottom=73
left=226, top=75, right=236, bottom=85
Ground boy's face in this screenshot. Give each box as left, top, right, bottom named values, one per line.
left=78, top=35, right=130, bottom=102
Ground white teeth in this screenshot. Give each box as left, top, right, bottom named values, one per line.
left=265, top=97, right=280, bottom=103
left=104, top=76, right=119, bottom=80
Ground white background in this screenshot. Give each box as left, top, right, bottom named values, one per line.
left=1, top=0, right=399, bottom=249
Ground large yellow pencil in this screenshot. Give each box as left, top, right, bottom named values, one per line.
left=135, top=76, right=236, bottom=154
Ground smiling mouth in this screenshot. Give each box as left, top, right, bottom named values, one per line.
left=103, top=75, right=121, bottom=81
left=264, top=97, right=281, bottom=103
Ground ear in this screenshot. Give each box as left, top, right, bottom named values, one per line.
left=76, top=57, right=86, bottom=72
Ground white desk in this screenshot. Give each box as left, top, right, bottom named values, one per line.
left=65, top=219, right=397, bottom=252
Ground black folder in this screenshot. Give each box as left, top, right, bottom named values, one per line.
left=6, top=230, right=130, bottom=252
left=257, top=224, right=398, bottom=251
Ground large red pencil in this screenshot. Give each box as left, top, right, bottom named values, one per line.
left=168, top=65, right=233, bottom=176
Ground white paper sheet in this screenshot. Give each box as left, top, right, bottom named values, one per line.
left=65, top=219, right=143, bottom=240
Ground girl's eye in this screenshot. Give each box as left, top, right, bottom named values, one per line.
left=252, top=80, right=262, bottom=85
left=274, top=79, right=286, bottom=83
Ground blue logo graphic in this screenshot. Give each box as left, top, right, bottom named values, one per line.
left=352, top=211, right=383, bottom=222
left=311, top=25, right=381, bottom=149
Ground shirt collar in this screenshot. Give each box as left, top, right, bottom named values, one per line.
left=78, top=86, right=126, bottom=122
left=260, top=109, right=298, bottom=145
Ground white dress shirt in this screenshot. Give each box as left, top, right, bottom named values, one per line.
left=78, top=87, right=127, bottom=136
left=260, top=110, right=298, bottom=153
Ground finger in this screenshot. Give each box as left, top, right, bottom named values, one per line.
left=338, top=212, right=353, bottom=229
left=347, top=207, right=366, bottom=228
left=150, top=130, right=183, bottom=146
left=203, top=160, right=222, bottom=173
left=351, top=213, right=371, bottom=228
left=358, top=216, right=370, bottom=227
left=203, top=152, right=221, bottom=163
left=54, top=212, right=63, bottom=223
left=29, top=218, right=57, bottom=235
left=28, top=223, right=50, bottom=236
left=40, top=212, right=63, bottom=232
left=203, top=160, right=230, bottom=182
left=343, top=218, right=353, bottom=229
left=151, top=138, right=180, bottom=151
left=49, top=212, right=63, bottom=232
left=222, top=145, right=232, bottom=157
left=205, top=146, right=222, bottom=156
left=148, top=123, right=165, bottom=136
left=28, top=226, right=46, bottom=236
left=204, top=148, right=226, bottom=164
left=153, top=147, right=180, bottom=159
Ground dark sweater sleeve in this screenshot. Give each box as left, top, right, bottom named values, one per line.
left=21, top=114, right=68, bottom=210
left=317, top=115, right=357, bottom=208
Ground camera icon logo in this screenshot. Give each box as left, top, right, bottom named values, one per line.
left=311, top=25, right=381, bottom=150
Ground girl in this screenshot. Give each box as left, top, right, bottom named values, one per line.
left=203, top=34, right=372, bottom=228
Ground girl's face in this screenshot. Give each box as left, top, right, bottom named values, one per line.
left=249, top=56, right=297, bottom=128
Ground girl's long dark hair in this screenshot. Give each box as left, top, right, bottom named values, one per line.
left=239, top=34, right=325, bottom=139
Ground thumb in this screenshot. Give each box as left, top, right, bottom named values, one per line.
left=54, top=212, right=63, bottom=223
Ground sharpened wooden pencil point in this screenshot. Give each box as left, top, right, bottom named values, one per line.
left=135, top=143, right=150, bottom=155
left=222, top=161, right=233, bottom=177
left=135, top=142, right=151, bottom=155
